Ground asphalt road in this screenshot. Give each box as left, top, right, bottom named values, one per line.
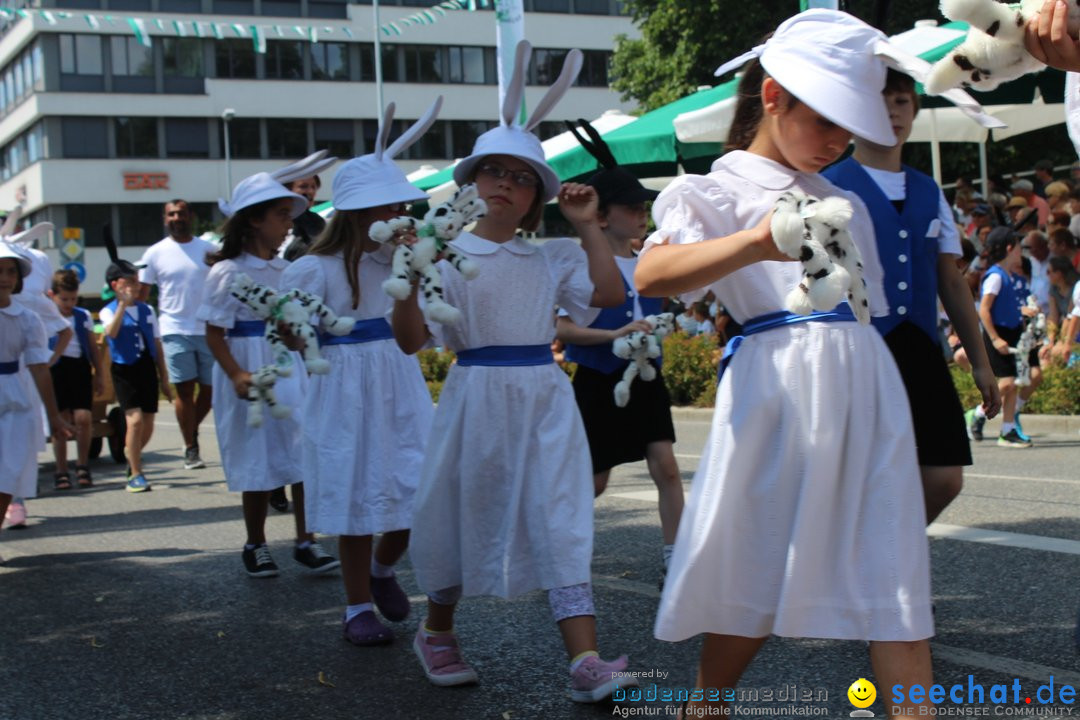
left=2, top=410, right=1079, bottom=720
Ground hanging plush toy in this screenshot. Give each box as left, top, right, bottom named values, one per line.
left=771, top=190, right=871, bottom=325
left=924, top=0, right=1080, bottom=94
left=1013, top=294, right=1046, bottom=387
left=370, top=183, right=486, bottom=325
left=612, top=313, right=676, bottom=408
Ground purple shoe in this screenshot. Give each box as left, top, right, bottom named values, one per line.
left=370, top=574, right=410, bottom=622
left=342, top=611, right=393, bottom=646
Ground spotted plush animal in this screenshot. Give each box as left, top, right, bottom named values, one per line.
left=924, top=0, right=1080, bottom=94
left=771, top=191, right=871, bottom=325
left=611, top=313, right=676, bottom=408
left=370, top=183, right=486, bottom=325
left=245, top=366, right=291, bottom=428
left=1013, top=293, right=1046, bottom=387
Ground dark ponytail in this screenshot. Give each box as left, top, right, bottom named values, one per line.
left=206, top=198, right=278, bottom=266
left=724, top=57, right=768, bottom=154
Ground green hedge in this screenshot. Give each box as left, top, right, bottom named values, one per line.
left=950, top=363, right=1080, bottom=415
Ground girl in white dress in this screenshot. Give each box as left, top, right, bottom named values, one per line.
left=281, top=101, right=441, bottom=647
left=0, top=244, right=71, bottom=539
left=393, top=42, right=633, bottom=704
left=635, top=11, right=935, bottom=717
left=199, top=172, right=339, bottom=579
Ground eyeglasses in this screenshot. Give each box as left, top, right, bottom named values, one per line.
left=476, top=162, right=541, bottom=188
left=384, top=203, right=409, bottom=215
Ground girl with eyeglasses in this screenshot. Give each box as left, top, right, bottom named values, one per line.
left=392, top=42, right=634, bottom=704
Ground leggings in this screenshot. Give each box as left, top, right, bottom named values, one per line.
left=427, top=582, right=595, bottom=622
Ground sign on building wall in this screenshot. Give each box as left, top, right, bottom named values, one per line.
left=123, top=173, right=169, bottom=190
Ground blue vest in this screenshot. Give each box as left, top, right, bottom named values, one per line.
left=564, top=273, right=663, bottom=374
left=981, top=265, right=1023, bottom=329
left=104, top=300, right=157, bottom=365
left=822, top=157, right=941, bottom=342
left=49, top=306, right=92, bottom=359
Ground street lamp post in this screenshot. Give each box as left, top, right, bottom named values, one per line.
left=221, top=107, right=236, bottom=199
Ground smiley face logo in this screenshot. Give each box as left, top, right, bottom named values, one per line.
left=847, top=678, right=877, bottom=709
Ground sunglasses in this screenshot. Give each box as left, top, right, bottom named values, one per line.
left=477, top=162, right=541, bottom=189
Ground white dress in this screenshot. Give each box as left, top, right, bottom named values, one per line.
left=281, top=248, right=433, bottom=536
left=408, top=233, right=598, bottom=599
left=0, top=302, right=49, bottom=497
left=646, top=151, right=933, bottom=643
left=196, top=254, right=305, bottom=492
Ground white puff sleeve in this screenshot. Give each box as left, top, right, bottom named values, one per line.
left=281, top=255, right=327, bottom=299
left=541, top=238, right=596, bottom=327
left=196, top=261, right=242, bottom=329
left=21, top=310, right=50, bottom=365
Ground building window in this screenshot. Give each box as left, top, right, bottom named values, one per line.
left=219, top=117, right=261, bottom=159
left=404, top=45, right=442, bottom=83
left=449, top=120, right=493, bottom=159
left=59, top=34, right=104, bottom=90
left=532, top=0, right=571, bottom=11
left=313, top=119, right=353, bottom=158
left=266, top=41, right=303, bottom=80
left=360, top=119, right=379, bottom=155
left=118, top=204, right=166, bottom=247
left=535, top=121, right=567, bottom=142
left=62, top=117, right=108, bottom=158
left=308, top=0, right=349, bottom=18
left=163, top=39, right=203, bottom=77
left=110, top=0, right=152, bottom=9
left=577, top=50, right=610, bottom=87
left=574, top=0, right=611, bottom=13
left=311, top=42, right=349, bottom=81
left=447, top=46, right=489, bottom=84
left=213, top=0, right=255, bottom=13
left=380, top=44, right=399, bottom=82
left=116, top=117, right=159, bottom=158
left=263, top=1, right=304, bottom=16
left=66, top=204, right=112, bottom=249
left=401, top=119, right=446, bottom=160
left=110, top=36, right=154, bottom=77
left=358, top=43, right=375, bottom=82
left=165, top=118, right=210, bottom=158
left=26, top=123, right=45, bottom=164
left=159, top=0, right=202, bottom=11
left=216, top=39, right=255, bottom=79
left=530, top=48, right=568, bottom=85
left=266, top=118, right=307, bottom=158
left=55, top=0, right=103, bottom=8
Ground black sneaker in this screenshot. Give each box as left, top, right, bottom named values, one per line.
left=294, top=542, right=341, bottom=574
left=997, top=429, right=1032, bottom=448
left=242, top=544, right=279, bottom=578
left=268, top=486, right=289, bottom=513
left=183, top=446, right=206, bottom=470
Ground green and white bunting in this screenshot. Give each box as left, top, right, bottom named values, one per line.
left=379, top=0, right=488, bottom=37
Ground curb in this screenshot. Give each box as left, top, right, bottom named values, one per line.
left=671, top=407, right=1080, bottom=435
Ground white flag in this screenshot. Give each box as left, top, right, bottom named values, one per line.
left=494, top=0, right=525, bottom=119
left=1066, top=73, right=1080, bottom=159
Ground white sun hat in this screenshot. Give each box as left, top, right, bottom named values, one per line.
left=714, top=9, right=1000, bottom=147
left=333, top=97, right=443, bottom=211
left=453, top=40, right=582, bottom=203
left=0, top=241, right=32, bottom=277
left=218, top=151, right=339, bottom=218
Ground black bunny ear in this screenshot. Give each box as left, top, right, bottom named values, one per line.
left=103, top=223, right=120, bottom=264
left=566, top=118, right=617, bottom=170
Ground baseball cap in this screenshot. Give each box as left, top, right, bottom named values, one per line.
left=587, top=167, right=659, bottom=207
left=1006, top=196, right=1029, bottom=209
left=971, top=202, right=990, bottom=215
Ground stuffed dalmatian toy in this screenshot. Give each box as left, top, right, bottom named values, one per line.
left=1013, top=294, right=1046, bottom=387
left=229, top=273, right=356, bottom=426
left=925, top=0, right=1080, bottom=94
left=611, top=313, right=676, bottom=408
left=771, top=190, right=871, bottom=325
left=370, top=183, right=487, bottom=326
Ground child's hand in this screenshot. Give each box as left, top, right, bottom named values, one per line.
left=50, top=414, right=75, bottom=441
left=230, top=370, right=253, bottom=399
left=990, top=337, right=1012, bottom=356
left=558, top=183, right=600, bottom=226
left=611, top=320, right=654, bottom=340
left=1025, top=0, right=1080, bottom=72
left=277, top=321, right=307, bottom=352
left=160, top=378, right=175, bottom=403
left=93, top=373, right=105, bottom=397
left=115, top=285, right=136, bottom=306
left=972, top=366, right=1001, bottom=419
left=1021, top=305, right=1039, bottom=318
left=750, top=210, right=796, bottom=263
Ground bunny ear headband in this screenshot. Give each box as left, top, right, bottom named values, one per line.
left=714, top=9, right=1002, bottom=147
left=0, top=205, right=55, bottom=253
left=567, top=117, right=659, bottom=206
left=331, top=96, right=443, bottom=212
left=218, top=149, right=338, bottom=218
left=453, top=39, right=583, bottom=202
left=101, top=222, right=144, bottom=283
left=565, top=118, right=618, bottom=170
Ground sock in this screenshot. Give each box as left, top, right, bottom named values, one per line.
left=371, top=559, right=395, bottom=579
left=345, top=602, right=373, bottom=622
left=974, top=405, right=987, bottom=419
left=1001, top=422, right=1016, bottom=434
left=244, top=543, right=259, bottom=551
left=296, top=540, right=312, bottom=550
left=570, top=650, right=599, bottom=674
left=662, top=544, right=675, bottom=569
left=1015, top=397, right=1027, bottom=412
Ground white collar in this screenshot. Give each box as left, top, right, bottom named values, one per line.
left=0, top=300, right=27, bottom=317
left=240, top=252, right=288, bottom=271
left=715, top=150, right=802, bottom=191
left=452, top=232, right=537, bottom=256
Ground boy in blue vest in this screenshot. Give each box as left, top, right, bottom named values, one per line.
left=556, top=164, right=684, bottom=587
left=48, top=269, right=104, bottom=489
left=823, top=69, right=1000, bottom=523
left=100, top=259, right=173, bottom=492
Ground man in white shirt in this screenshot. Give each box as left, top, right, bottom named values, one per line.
left=1023, top=230, right=1052, bottom=314
left=139, top=200, right=216, bottom=470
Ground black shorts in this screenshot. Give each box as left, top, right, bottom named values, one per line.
left=111, top=353, right=159, bottom=414
left=983, top=324, right=1040, bottom=378
left=884, top=323, right=972, bottom=467
left=572, top=363, right=677, bottom=475
left=50, top=356, right=93, bottom=412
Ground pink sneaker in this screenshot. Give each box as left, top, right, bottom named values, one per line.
left=570, top=655, right=637, bottom=703
left=4, top=501, right=27, bottom=529
left=412, top=628, right=478, bottom=687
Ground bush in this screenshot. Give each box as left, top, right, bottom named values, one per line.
left=950, top=363, right=1080, bottom=415
left=418, top=348, right=454, bottom=403
left=661, top=333, right=722, bottom=407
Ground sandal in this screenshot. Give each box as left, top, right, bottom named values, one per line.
left=75, top=465, right=93, bottom=488
left=54, top=472, right=73, bottom=491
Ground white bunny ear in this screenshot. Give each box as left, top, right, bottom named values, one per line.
left=386, top=96, right=444, bottom=159
left=7, top=221, right=53, bottom=248
left=523, top=48, right=583, bottom=133
left=271, top=149, right=337, bottom=184
left=0, top=205, right=22, bottom=238
left=501, top=40, right=532, bottom=127
left=374, top=102, right=396, bottom=161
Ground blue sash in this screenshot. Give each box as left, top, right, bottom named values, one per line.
left=228, top=320, right=267, bottom=338
left=455, top=344, right=553, bottom=367
left=319, top=318, right=394, bottom=346
left=0, top=360, right=18, bottom=375
left=718, top=305, right=856, bottom=381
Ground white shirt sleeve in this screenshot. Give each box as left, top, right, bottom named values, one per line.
left=937, top=190, right=962, bottom=257
left=981, top=272, right=1004, bottom=298
left=138, top=246, right=157, bottom=285
left=1070, top=279, right=1080, bottom=318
